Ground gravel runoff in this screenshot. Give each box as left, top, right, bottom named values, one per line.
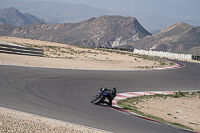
left=0, top=107, right=108, bottom=133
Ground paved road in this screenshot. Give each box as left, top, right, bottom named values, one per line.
left=0, top=61, right=199, bottom=133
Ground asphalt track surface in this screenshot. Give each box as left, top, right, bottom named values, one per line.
left=0, top=60, right=199, bottom=133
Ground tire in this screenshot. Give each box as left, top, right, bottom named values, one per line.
left=91, top=93, right=100, bottom=103
left=93, top=95, right=105, bottom=105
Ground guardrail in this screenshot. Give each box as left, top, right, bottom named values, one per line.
left=94, top=47, right=200, bottom=61
left=0, top=43, right=44, bottom=57
left=133, top=49, right=193, bottom=60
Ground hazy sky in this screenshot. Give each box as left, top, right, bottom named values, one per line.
left=37, top=0, right=200, bottom=20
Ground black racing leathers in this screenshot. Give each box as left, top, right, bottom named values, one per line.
left=101, top=88, right=117, bottom=106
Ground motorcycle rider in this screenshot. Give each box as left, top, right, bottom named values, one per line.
left=100, top=87, right=117, bottom=106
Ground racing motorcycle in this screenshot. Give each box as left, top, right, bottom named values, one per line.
left=91, top=88, right=110, bottom=105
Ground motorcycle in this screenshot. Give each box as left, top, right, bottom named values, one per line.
left=91, top=89, right=110, bottom=105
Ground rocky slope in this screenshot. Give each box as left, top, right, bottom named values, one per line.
left=0, top=24, right=14, bottom=36
left=1, top=13, right=199, bottom=55
left=0, top=7, right=44, bottom=26
left=0, top=15, right=151, bottom=48
left=1, top=0, right=200, bottom=31
left=121, top=22, right=200, bottom=55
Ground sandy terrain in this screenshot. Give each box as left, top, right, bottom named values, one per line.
left=134, top=93, right=200, bottom=132
left=0, top=36, right=199, bottom=132
left=0, top=107, right=107, bottom=133
left=0, top=36, right=172, bottom=70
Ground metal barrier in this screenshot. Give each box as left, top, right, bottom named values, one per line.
left=0, top=43, right=44, bottom=57
left=133, top=49, right=193, bottom=60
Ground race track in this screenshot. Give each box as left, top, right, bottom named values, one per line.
left=0, top=60, right=199, bottom=133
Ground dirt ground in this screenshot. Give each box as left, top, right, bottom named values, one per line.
left=0, top=36, right=199, bottom=132
left=0, top=107, right=107, bottom=133
left=134, top=94, right=200, bottom=132
left=0, top=36, right=172, bottom=70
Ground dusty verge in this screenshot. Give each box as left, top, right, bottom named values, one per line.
left=129, top=93, right=200, bottom=132
left=0, top=107, right=107, bottom=133
left=0, top=36, right=173, bottom=70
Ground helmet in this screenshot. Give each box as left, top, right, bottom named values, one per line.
left=100, top=87, right=107, bottom=91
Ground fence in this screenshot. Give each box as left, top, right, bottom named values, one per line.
left=0, top=43, right=44, bottom=57
left=133, top=49, right=193, bottom=60
left=95, top=47, right=197, bottom=60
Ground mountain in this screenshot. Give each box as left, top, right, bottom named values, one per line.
left=0, top=24, right=14, bottom=36
left=0, top=15, right=151, bottom=48
left=0, top=0, right=200, bottom=31
left=120, top=23, right=200, bottom=55
left=1, top=14, right=199, bottom=55
left=0, top=1, right=115, bottom=24
left=0, top=7, right=44, bottom=26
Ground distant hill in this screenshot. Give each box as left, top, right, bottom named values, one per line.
left=1, top=14, right=199, bottom=55
left=1, top=0, right=200, bottom=31
left=0, top=24, right=14, bottom=36
left=0, top=15, right=151, bottom=48
left=0, top=7, right=44, bottom=26
left=119, top=23, right=200, bottom=55
left=0, top=1, right=114, bottom=24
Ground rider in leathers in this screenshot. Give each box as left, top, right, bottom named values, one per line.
left=100, top=87, right=117, bottom=106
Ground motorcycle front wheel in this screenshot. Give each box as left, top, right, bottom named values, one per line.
left=93, top=95, right=105, bottom=105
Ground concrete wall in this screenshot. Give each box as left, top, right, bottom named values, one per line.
left=133, top=49, right=192, bottom=60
